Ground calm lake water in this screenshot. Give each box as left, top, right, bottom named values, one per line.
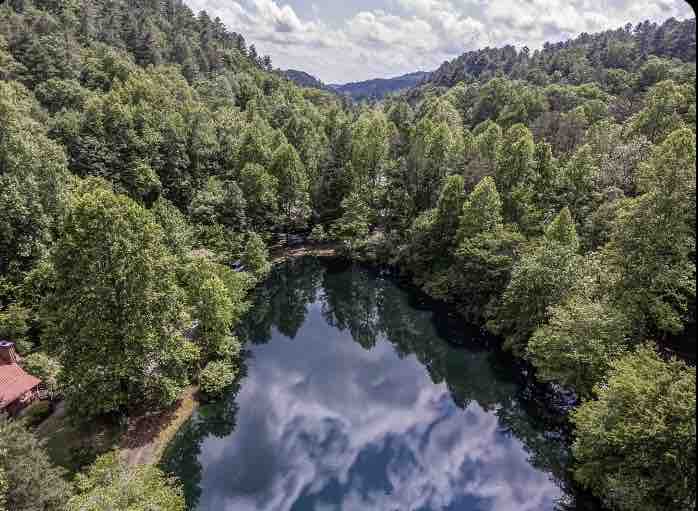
left=163, top=257, right=597, bottom=511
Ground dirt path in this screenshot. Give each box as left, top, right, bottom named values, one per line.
left=120, top=386, right=199, bottom=467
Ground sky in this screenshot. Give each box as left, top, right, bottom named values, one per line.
left=183, top=0, right=695, bottom=84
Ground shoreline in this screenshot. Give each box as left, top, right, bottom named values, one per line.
left=270, top=242, right=340, bottom=264
left=120, top=386, right=200, bottom=467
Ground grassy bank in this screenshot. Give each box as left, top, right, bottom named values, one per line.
left=35, top=387, right=200, bottom=473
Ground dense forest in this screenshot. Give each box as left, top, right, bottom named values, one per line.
left=0, top=1, right=695, bottom=510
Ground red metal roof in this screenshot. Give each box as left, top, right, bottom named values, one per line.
left=0, top=363, right=41, bottom=409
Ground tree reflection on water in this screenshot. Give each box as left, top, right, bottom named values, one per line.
left=162, top=257, right=602, bottom=511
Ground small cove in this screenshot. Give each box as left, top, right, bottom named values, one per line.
left=162, top=256, right=599, bottom=511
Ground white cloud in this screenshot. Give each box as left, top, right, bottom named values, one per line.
left=183, top=0, right=694, bottom=87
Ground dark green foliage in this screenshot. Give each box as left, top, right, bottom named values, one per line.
left=630, top=80, right=693, bottom=142
left=189, top=178, right=247, bottom=231
left=330, top=192, right=371, bottom=246
left=545, top=207, right=579, bottom=251
left=270, top=143, right=310, bottom=229
left=456, top=176, right=503, bottom=241
left=434, top=174, right=466, bottom=240
left=0, top=303, right=31, bottom=353
left=447, top=227, right=524, bottom=323
left=241, top=232, right=271, bottom=279
left=22, top=400, right=53, bottom=428
left=180, top=257, right=250, bottom=363
left=150, top=197, right=193, bottom=256
left=0, top=81, right=68, bottom=284
left=238, top=163, right=279, bottom=231
left=0, top=416, right=73, bottom=510
left=430, top=18, right=696, bottom=90
left=526, top=254, right=632, bottom=398
left=308, top=225, right=328, bottom=244
left=425, top=176, right=524, bottom=320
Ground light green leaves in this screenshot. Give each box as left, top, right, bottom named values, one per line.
left=67, top=452, right=185, bottom=511
left=572, top=346, right=696, bottom=511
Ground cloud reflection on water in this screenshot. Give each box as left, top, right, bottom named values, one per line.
left=194, top=305, right=562, bottom=511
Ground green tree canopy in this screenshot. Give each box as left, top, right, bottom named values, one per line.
left=630, top=80, right=691, bottom=142
left=457, top=176, right=504, bottom=241
left=238, top=163, right=279, bottom=231
left=241, top=232, right=271, bottom=279
left=488, top=239, right=581, bottom=355
left=605, top=128, right=696, bottom=335
left=572, top=346, right=696, bottom=511
left=180, top=257, right=251, bottom=363
left=0, top=416, right=73, bottom=511
left=66, top=452, right=185, bottom=511
left=545, top=207, right=580, bottom=251
left=434, top=174, right=467, bottom=242
left=527, top=294, right=630, bottom=397
left=43, top=183, right=192, bottom=418
left=331, top=192, right=371, bottom=244
left=0, top=81, right=69, bottom=284
left=270, top=143, right=310, bottom=228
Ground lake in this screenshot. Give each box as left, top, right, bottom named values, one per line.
left=162, top=257, right=598, bottom=511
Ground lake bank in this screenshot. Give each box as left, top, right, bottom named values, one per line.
left=270, top=241, right=340, bottom=264
left=120, top=386, right=200, bottom=467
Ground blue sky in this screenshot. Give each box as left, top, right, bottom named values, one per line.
left=184, top=0, right=694, bottom=83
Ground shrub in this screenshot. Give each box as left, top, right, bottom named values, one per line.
left=308, top=225, right=327, bottom=244
left=199, top=361, right=237, bottom=399
left=22, top=352, right=62, bottom=396
left=22, top=401, right=53, bottom=428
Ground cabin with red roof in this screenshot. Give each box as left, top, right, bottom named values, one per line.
left=0, top=341, right=42, bottom=415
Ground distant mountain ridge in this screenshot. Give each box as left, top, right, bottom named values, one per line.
left=330, top=71, right=432, bottom=100
left=283, top=69, right=432, bottom=100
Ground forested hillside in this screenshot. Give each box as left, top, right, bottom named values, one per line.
left=283, top=68, right=335, bottom=94
left=0, top=1, right=695, bottom=510
left=430, top=17, right=696, bottom=88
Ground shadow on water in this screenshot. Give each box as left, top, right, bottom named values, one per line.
left=161, top=256, right=605, bottom=511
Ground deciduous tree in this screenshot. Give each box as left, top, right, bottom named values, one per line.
left=572, top=346, right=696, bottom=511
left=0, top=416, right=73, bottom=511
left=66, top=452, right=185, bottom=511
left=43, top=184, right=192, bottom=418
